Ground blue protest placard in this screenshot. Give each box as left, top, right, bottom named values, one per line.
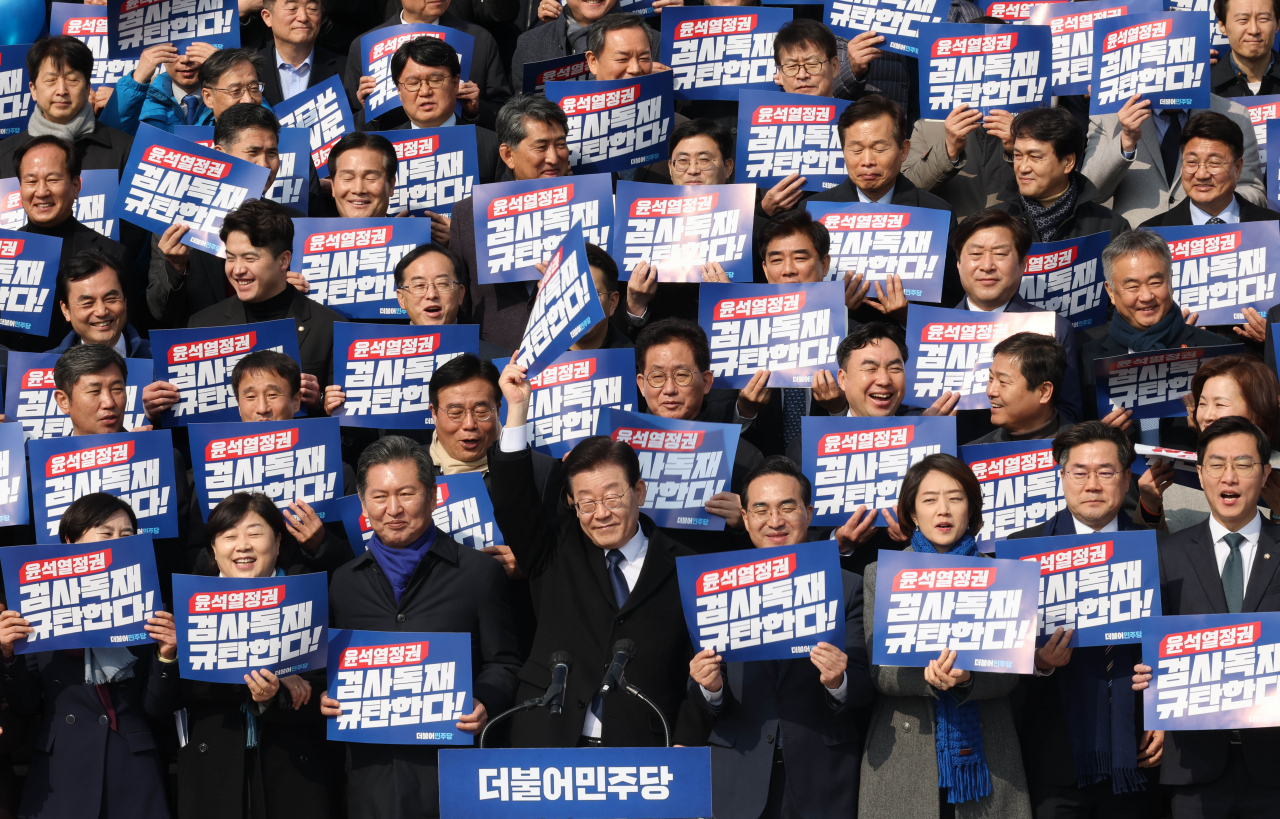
left=337, top=493, right=373, bottom=553
left=801, top=416, right=957, bottom=527
left=332, top=323, right=479, bottom=429
left=28, top=430, right=179, bottom=542
left=676, top=541, right=845, bottom=662
left=522, top=54, right=590, bottom=95
left=107, top=0, right=239, bottom=61
left=5, top=353, right=152, bottom=440
left=438, top=747, right=713, bottom=818
left=274, top=75, right=355, bottom=179
left=1164, top=0, right=1229, bottom=49
left=472, top=174, right=613, bottom=285
left=172, top=572, right=328, bottom=683
left=602, top=407, right=741, bottom=532
left=904, top=305, right=1059, bottom=410
left=292, top=218, right=434, bottom=319
left=1093, top=344, right=1244, bottom=421
left=806, top=202, right=950, bottom=301
left=170, top=125, right=213, bottom=147
left=497, top=347, right=639, bottom=458
left=513, top=229, right=606, bottom=380
left=379, top=126, right=480, bottom=218
left=1149, top=222, right=1280, bottom=325
left=615, top=181, right=756, bottom=282
left=360, top=24, right=474, bottom=122
left=270, top=128, right=311, bottom=211
left=959, top=440, right=1064, bottom=549
left=1019, top=231, right=1110, bottom=331
left=0, top=422, right=27, bottom=526
left=1244, top=96, right=1280, bottom=168
left=985, top=0, right=1067, bottom=21
left=50, top=2, right=138, bottom=88
left=0, top=535, right=161, bottom=653
left=917, top=24, right=1052, bottom=118
left=0, top=170, right=120, bottom=241
left=114, top=124, right=269, bottom=258
left=617, top=0, right=659, bottom=17
left=1269, top=117, right=1280, bottom=208
left=0, top=45, right=33, bottom=136
left=150, top=319, right=302, bottom=426
left=824, top=0, right=950, bottom=55
left=661, top=7, right=792, bottom=101
left=701, top=283, right=847, bottom=389
left=0, top=228, right=60, bottom=338
left=546, top=71, right=675, bottom=175
left=326, top=629, right=473, bottom=744
left=1028, top=0, right=1165, bottom=95
left=433, top=472, right=504, bottom=551
left=736, top=91, right=846, bottom=193
left=1092, top=12, right=1210, bottom=115
left=1142, top=613, right=1280, bottom=730
left=186, top=418, right=342, bottom=522
left=997, top=531, right=1160, bottom=647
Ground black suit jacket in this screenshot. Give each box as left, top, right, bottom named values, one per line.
left=743, top=388, right=835, bottom=459
left=257, top=43, right=346, bottom=107
left=1138, top=193, right=1280, bottom=228
left=1154, top=517, right=1280, bottom=786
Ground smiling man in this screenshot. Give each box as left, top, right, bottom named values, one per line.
left=965, top=332, right=1071, bottom=444
left=256, top=0, right=345, bottom=106
left=49, top=250, right=150, bottom=358
left=329, top=131, right=396, bottom=219
left=1211, top=0, right=1280, bottom=96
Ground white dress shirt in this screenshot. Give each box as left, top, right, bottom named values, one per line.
left=582, top=527, right=648, bottom=738
left=1209, top=511, right=1262, bottom=590
left=961, top=297, right=1007, bottom=314
left=1072, top=515, right=1120, bottom=534
left=856, top=186, right=894, bottom=205
left=1189, top=196, right=1241, bottom=225
left=277, top=48, right=314, bottom=101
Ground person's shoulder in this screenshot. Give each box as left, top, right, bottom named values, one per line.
left=1006, top=521, right=1046, bottom=540
left=301, top=295, right=348, bottom=324
left=912, top=186, right=952, bottom=213
left=95, top=121, right=133, bottom=146
left=0, top=131, right=28, bottom=158
left=1208, top=93, right=1250, bottom=117
left=1183, top=324, right=1234, bottom=347
left=187, top=298, right=233, bottom=327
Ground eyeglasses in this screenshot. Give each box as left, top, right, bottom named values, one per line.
left=209, top=82, right=265, bottom=98
left=671, top=155, right=718, bottom=171
left=644, top=368, right=697, bottom=389
left=399, top=279, right=460, bottom=296
left=397, top=76, right=453, bottom=92
left=747, top=502, right=802, bottom=520
left=573, top=487, right=632, bottom=515
left=779, top=59, right=830, bottom=77
left=1064, top=468, right=1123, bottom=485
left=441, top=404, right=494, bottom=422
left=1202, top=457, right=1264, bottom=478
left=1183, top=159, right=1234, bottom=175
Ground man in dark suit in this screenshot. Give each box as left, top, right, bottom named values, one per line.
left=1009, top=421, right=1164, bottom=817
left=510, top=0, right=627, bottom=93
left=321, top=435, right=522, bottom=818
left=256, top=0, right=345, bottom=106
left=489, top=361, right=713, bottom=748
left=964, top=332, right=1074, bottom=445
left=690, top=456, right=873, bottom=819
left=1132, top=415, right=1280, bottom=819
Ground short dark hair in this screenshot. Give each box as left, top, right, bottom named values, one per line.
left=59, top=493, right=137, bottom=544
left=1180, top=111, right=1245, bottom=160
left=992, top=332, right=1066, bottom=400
left=951, top=207, right=1032, bottom=262
left=1010, top=106, right=1085, bottom=166
left=837, top=94, right=909, bottom=147
left=1051, top=421, right=1136, bottom=471
left=836, top=322, right=908, bottom=369
left=214, top=103, right=281, bottom=148
left=14, top=135, right=80, bottom=180
left=393, top=243, right=467, bottom=289
left=1215, top=0, right=1280, bottom=26
left=772, top=19, right=837, bottom=61
left=57, top=249, right=124, bottom=309
left=563, top=435, right=641, bottom=502
left=231, top=350, right=301, bottom=399
left=742, top=455, right=812, bottom=506
left=669, top=118, right=734, bottom=163
left=898, top=454, right=985, bottom=538
left=328, top=131, right=398, bottom=182
left=1197, top=415, right=1273, bottom=465
left=585, top=13, right=651, bottom=57
left=26, top=36, right=93, bottom=85
left=54, top=343, right=127, bottom=396
left=356, top=436, right=436, bottom=500
left=219, top=199, right=294, bottom=258
left=391, top=36, right=461, bottom=83
left=758, top=210, right=830, bottom=259
left=496, top=95, right=569, bottom=151
left=198, top=48, right=264, bottom=88
left=585, top=242, right=618, bottom=293
left=635, top=318, right=711, bottom=374
left=428, top=353, right=501, bottom=407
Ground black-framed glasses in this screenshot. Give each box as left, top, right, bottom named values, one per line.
left=779, top=59, right=830, bottom=77
left=397, top=76, right=452, bottom=93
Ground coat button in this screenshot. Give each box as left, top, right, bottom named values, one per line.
left=300, top=754, right=308, bottom=763
left=766, top=734, right=774, bottom=744
left=199, top=743, right=208, bottom=753
left=99, top=716, right=108, bottom=725
left=578, top=700, right=585, bottom=709
left=902, top=723, right=911, bottom=733
left=616, top=617, right=625, bottom=625
left=65, top=715, right=75, bottom=725
left=396, top=614, right=406, bottom=622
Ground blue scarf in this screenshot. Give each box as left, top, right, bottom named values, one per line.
left=1058, top=645, right=1147, bottom=794
left=909, top=529, right=992, bottom=805
left=368, top=527, right=436, bottom=603
left=240, top=568, right=286, bottom=749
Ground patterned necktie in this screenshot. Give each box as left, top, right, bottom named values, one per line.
left=782, top=388, right=805, bottom=445
left=589, top=550, right=632, bottom=730
left=1207, top=217, right=1226, bottom=224
left=1138, top=417, right=1160, bottom=446
left=183, top=95, right=200, bottom=126
left=1222, top=532, right=1246, bottom=613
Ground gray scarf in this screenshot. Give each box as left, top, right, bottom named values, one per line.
left=26, top=101, right=97, bottom=144
left=566, top=14, right=590, bottom=54
left=1021, top=176, right=1078, bottom=243
left=84, top=647, right=137, bottom=685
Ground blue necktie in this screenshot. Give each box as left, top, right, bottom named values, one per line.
left=589, top=550, right=631, bottom=730
left=782, top=388, right=805, bottom=445
left=183, top=95, right=200, bottom=126
left=1138, top=418, right=1160, bottom=446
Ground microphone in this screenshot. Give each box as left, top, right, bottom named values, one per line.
left=547, top=652, right=571, bottom=716
left=597, top=639, right=636, bottom=699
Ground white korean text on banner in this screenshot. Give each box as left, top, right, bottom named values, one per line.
left=603, top=407, right=741, bottom=532
left=701, top=282, right=847, bottom=389
left=472, top=173, right=613, bottom=285
left=546, top=71, right=675, bottom=175
left=1028, top=0, right=1164, bottom=95
left=51, top=3, right=138, bottom=88
left=433, top=472, right=505, bottom=551
left=736, top=90, right=846, bottom=192
left=173, top=573, right=328, bottom=684
left=1019, top=230, right=1110, bottom=330
left=615, top=181, right=756, bottom=282
left=1164, top=0, right=1229, bottom=49
left=917, top=23, right=1052, bottom=117
left=0, top=422, right=27, bottom=527
left=1091, top=12, right=1210, bottom=114
left=378, top=126, right=479, bottom=218
left=107, top=0, right=238, bottom=61
left=824, top=0, right=949, bottom=56
left=360, top=24, right=474, bottom=122
left=292, top=218, right=435, bottom=319
left=904, top=305, right=1058, bottom=409
left=274, top=75, right=355, bottom=179
left=0, top=170, right=120, bottom=240
left=150, top=319, right=301, bottom=426
left=0, top=536, right=161, bottom=653
left=801, top=415, right=957, bottom=527
left=28, top=430, right=179, bottom=542
left=0, top=46, right=32, bottom=136
left=1245, top=94, right=1280, bottom=166
left=332, top=323, right=478, bottom=429
left=327, top=629, right=474, bottom=744
left=522, top=54, right=590, bottom=94
left=1093, top=344, right=1244, bottom=420
left=660, top=7, right=792, bottom=101
left=5, top=352, right=152, bottom=440
left=805, top=202, right=949, bottom=301
left=513, top=228, right=606, bottom=380
left=0, top=228, right=59, bottom=337
left=986, top=0, right=1066, bottom=21
left=959, top=439, right=1065, bottom=549
left=1149, top=222, right=1280, bottom=325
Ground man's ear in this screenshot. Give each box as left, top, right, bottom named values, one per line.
left=291, top=390, right=303, bottom=416
left=585, top=51, right=599, bottom=75
left=59, top=300, right=71, bottom=323
left=724, top=157, right=734, bottom=180
left=498, top=142, right=516, bottom=170
left=820, top=254, right=832, bottom=278
left=634, top=479, right=646, bottom=507
left=53, top=389, right=71, bottom=415
left=70, top=176, right=82, bottom=198
left=201, top=87, right=215, bottom=111
left=1037, top=381, right=1054, bottom=406
left=277, top=249, right=292, bottom=272
left=701, top=370, right=714, bottom=393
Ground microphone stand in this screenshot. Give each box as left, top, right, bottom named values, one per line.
left=479, top=678, right=566, bottom=749
left=623, top=682, right=671, bottom=748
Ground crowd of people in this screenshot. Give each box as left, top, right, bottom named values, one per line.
left=0, top=0, right=1278, bottom=817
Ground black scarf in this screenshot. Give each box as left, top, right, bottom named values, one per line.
left=1107, top=305, right=1186, bottom=352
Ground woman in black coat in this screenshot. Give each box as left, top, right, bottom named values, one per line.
left=0, top=493, right=181, bottom=819
left=174, top=492, right=341, bottom=819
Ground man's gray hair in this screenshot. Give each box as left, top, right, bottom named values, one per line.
left=496, top=95, right=570, bottom=151
left=356, top=435, right=436, bottom=499
left=53, top=344, right=127, bottom=396
left=585, top=13, right=649, bottom=58
left=1100, top=228, right=1173, bottom=288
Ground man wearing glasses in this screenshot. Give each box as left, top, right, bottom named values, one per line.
left=255, top=0, right=345, bottom=106
left=197, top=49, right=270, bottom=122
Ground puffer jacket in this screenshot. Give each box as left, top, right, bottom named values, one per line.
left=98, top=71, right=213, bottom=135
